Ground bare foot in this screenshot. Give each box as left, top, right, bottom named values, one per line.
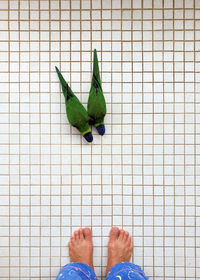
left=105, top=227, right=133, bottom=276
left=68, top=228, right=94, bottom=270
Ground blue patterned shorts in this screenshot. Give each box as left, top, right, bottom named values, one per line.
left=56, top=262, right=149, bottom=280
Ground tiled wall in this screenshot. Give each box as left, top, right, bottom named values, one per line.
left=0, top=0, right=199, bottom=279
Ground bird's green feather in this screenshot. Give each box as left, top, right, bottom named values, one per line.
left=55, top=66, right=90, bottom=136
left=87, top=49, right=107, bottom=125
left=66, top=96, right=90, bottom=134
left=87, top=87, right=106, bottom=124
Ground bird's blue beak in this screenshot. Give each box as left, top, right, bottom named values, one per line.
left=83, top=132, right=93, bottom=142
left=96, top=124, right=105, bottom=135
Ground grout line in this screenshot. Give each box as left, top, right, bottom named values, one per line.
left=141, top=0, right=144, bottom=271
left=0, top=224, right=197, bottom=229
left=183, top=2, right=186, bottom=279
left=0, top=138, right=200, bottom=142
left=152, top=1, right=155, bottom=277
left=2, top=50, right=200, bottom=54
left=131, top=0, right=134, bottom=264
left=18, top=0, right=21, bottom=278
left=193, top=1, right=197, bottom=279
left=100, top=0, right=103, bottom=276
left=162, top=0, right=165, bottom=278
left=80, top=0, right=83, bottom=231
left=1, top=193, right=197, bottom=197
left=2, top=100, right=200, bottom=104
left=120, top=0, right=124, bottom=232
left=172, top=1, right=176, bottom=278
left=4, top=7, right=200, bottom=11
left=58, top=0, right=62, bottom=272
left=69, top=0, right=72, bottom=244
left=111, top=0, right=113, bottom=233
left=48, top=0, right=52, bottom=278
left=39, top=0, right=42, bottom=278
left=1, top=40, right=200, bottom=44
left=3, top=7, right=200, bottom=11
left=28, top=0, right=31, bottom=277
left=8, top=0, right=10, bottom=278
left=89, top=0, right=92, bottom=240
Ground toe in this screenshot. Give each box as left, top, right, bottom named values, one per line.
left=109, top=227, right=120, bottom=242
left=74, top=230, right=79, bottom=240
left=83, top=228, right=92, bottom=241
left=71, top=236, right=75, bottom=244
left=80, top=228, right=84, bottom=240
left=124, top=231, right=129, bottom=241
left=119, top=229, right=125, bottom=240
left=131, top=241, right=134, bottom=249
left=127, top=236, right=132, bottom=246
left=72, top=231, right=76, bottom=240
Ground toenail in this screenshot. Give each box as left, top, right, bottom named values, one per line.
left=112, top=227, right=118, bottom=232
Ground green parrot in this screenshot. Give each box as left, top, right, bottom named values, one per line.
left=87, top=49, right=107, bottom=135
left=55, top=66, right=93, bottom=142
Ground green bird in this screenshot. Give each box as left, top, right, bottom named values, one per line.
left=55, top=66, right=93, bottom=142
left=87, top=49, right=107, bottom=135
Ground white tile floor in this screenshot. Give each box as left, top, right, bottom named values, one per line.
left=0, top=0, right=200, bottom=279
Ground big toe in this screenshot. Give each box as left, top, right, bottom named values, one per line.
left=109, top=227, right=120, bottom=242
left=83, top=228, right=92, bottom=241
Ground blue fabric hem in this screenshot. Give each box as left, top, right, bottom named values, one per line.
left=106, top=262, right=149, bottom=280
left=56, top=262, right=97, bottom=280
left=70, top=262, right=96, bottom=278
left=56, top=261, right=149, bottom=280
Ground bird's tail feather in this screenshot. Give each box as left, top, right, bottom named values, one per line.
left=92, top=49, right=102, bottom=89
left=55, top=66, right=73, bottom=100
left=93, top=49, right=100, bottom=80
